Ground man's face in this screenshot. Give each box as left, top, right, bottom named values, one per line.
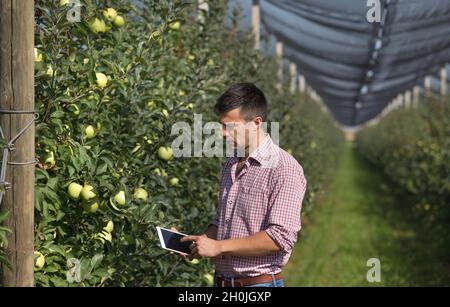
left=219, top=108, right=259, bottom=153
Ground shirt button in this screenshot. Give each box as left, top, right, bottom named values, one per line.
left=225, top=218, right=230, bottom=223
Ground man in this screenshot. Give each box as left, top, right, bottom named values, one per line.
left=179, top=82, right=307, bottom=287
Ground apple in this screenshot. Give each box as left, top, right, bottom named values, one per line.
left=34, top=48, right=43, bottom=62
left=80, top=185, right=96, bottom=201
left=169, top=178, right=179, bottom=186
left=68, top=104, right=80, bottom=115
left=114, top=15, right=125, bottom=27
left=83, top=58, right=89, bottom=64
left=158, top=146, right=173, bottom=161
left=83, top=200, right=99, bottom=213
left=162, top=109, right=170, bottom=118
left=103, top=8, right=117, bottom=21
left=203, top=273, right=214, bottom=286
left=190, top=258, right=199, bottom=265
left=95, top=72, right=108, bottom=88
left=68, top=182, right=83, bottom=199
left=187, top=54, right=195, bottom=61
left=134, top=188, right=148, bottom=201
left=104, top=220, right=114, bottom=233
left=89, top=18, right=107, bottom=33
left=84, top=125, right=95, bottom=139
left=34, top=251, right=45, bottom=269
left=46, top=65, right=54, bottom=77
left=187, top=103, right=193, bottom=109
left=59, top=0, right=69, bottom=6
left=169, top=21, right=180, bottom=30
left=207, top=59, right=214, bottom=66
left=44, top=151, right=55, bottom=166
left=97, top=230, right=112, bottom=243
left=147, top=100, right=156, bottom=109
left=178, top=89, right=185, bottom=96
left=114, top=191, right=126, bottom=206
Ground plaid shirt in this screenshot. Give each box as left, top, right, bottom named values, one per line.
left=211, top=134, right=307, bottom=277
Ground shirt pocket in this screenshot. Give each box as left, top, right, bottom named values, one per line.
left=235, top=186, right=269, bottom=228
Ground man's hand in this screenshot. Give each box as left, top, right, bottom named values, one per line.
left=180, top=235, right=222, bottom=259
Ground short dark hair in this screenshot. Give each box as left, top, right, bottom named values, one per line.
left=214, top=82, right=267, bottom=121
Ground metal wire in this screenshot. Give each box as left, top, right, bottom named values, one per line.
left=0, top=110, right=38, bottom=205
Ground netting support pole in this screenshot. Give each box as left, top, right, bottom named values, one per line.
left=0, top=0, right=35, bottom=287
left=440, top=66, right=447, bottom=96
left=289, top=62, right=297, bottom=94
left=276, top=40, right=283, bottom=91
left=251, top=0, right=260, bottom=50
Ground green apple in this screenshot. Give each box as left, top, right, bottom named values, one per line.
left=133, top=188, right=148, bottom=201
left=68, top=104, right=80, bottom=115
left=89, top=18, right=107, bottom=33
left=162, top=109, right=170, bottom=118
left=187, top=103, right=193, bottom=109
left=34, top=251, right=45, bottom=269
left=158, top=146, right=173, bottom=161
left=34, top=48, right=43, bottom=62
left=103, top=8, right=117, bottom=21
left=84, top=125, right=95, bottom=139
left=80, top=185, right=96, bottom=201
left=68, top=182, right=83, bottom=199
left=207, top=59, right=214, bottom=66
left=104, top=220, right=114, bottom=233
left=114, top=15, right=125, bottom=27
left=83, top=200, right=99, bottom=213
left=169, top=21, right=180, bottom=30
left=59, top=0, right=69, bottom=6
left=169, top=177, right=179, bottom=186
left=96, top=230, right=112, bottom=243
left=203, top=273, right=214, bottom=286
left=95, top=72, right=108, bottom=88
left=147, top=100, right=156, bottom=109
left=44, top=151, right=55, bottom=166
left=190, top=258, right=199, bottom=265
left=178, top=89, right=185, bottom=96
left=114, top=191, right=126, bottom=206
left=46, top=65, right=54, bottom=77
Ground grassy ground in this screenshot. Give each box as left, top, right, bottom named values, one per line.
left=284, top=141, right=449, bottom=286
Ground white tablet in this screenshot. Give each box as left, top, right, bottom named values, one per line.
left=156, top=226, right=192, bottom=255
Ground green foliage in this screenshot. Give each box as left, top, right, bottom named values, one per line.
left=29, top=0, right=343, bottom=286
left=356, top=96, right=450, bottom=235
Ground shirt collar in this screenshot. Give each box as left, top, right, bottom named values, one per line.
left=247, top=133, right=273, bottom=165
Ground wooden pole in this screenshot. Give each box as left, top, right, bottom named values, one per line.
left=424, top=76, right=431, bottom=98
left=299, top=75, right=306, bottom=93
left=0, top=0, right=35, bottom=286
left=440, top=66, right=447, bottom=96
left=289, top=62, right=297, bottom=93
left=276, top=40, right=283, bottom=91
left=413, top=86, right=420, bottom=107
left=251, top=0, right=260, bottom=50
left=405, top=90, right=411, bottom=108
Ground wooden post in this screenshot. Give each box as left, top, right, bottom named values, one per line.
left=440, top=66, right=447, bottom=96
left=398, top=94, right=405, bottom=107
left=289, top=62, right=297, bottom=93
left=413, top=86, right=420, bottom=107
left=251, top=0, right=260, bottom=50
left=276, top=40, right=283, bottom=90
left=405, top=90, right=411, bottom=108
left=424, top=76, right=431, bottom=97
left=299, top=75, right=306, bottom=93
left=0, top=0, right=35, bottom=286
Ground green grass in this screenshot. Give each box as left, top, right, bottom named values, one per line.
left=284, top=141, right=449, bottom=286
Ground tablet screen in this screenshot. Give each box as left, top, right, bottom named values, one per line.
left=157, top=227, right=191, bottom=254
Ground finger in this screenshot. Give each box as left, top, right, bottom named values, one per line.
left=180, top=235, right=199, bottom=243
left=191, top=246, right=199, bottom=255
left=189, top=242, right=196, bottom=250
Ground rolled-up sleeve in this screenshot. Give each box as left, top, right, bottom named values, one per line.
left=265, top=162, right=307, bottom=253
